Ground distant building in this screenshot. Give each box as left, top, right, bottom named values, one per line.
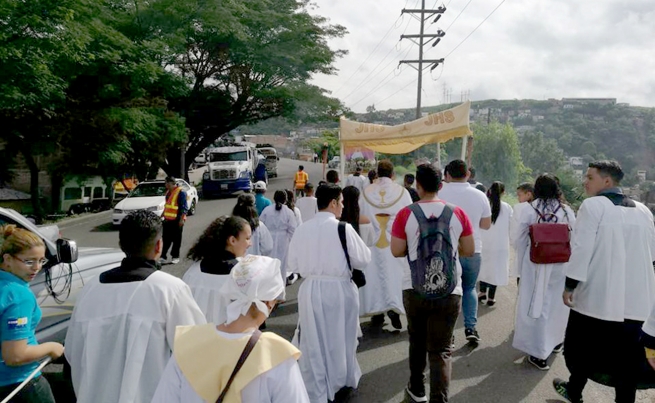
left=561, top=98, right=617, bottom=106
left=569, top=157, right=584, bottom=167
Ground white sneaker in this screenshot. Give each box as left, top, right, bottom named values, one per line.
left=159, top=258, right=168, bottom=265
left=171, top=258, right=180, bottom=264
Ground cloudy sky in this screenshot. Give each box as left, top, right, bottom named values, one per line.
left=308, top=0, right=655, bottom=113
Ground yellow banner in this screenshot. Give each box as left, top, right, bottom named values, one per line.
left=339, top=101, right=472, bottom=154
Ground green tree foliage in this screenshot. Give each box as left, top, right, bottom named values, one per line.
left=520, top=131, right=567, bottom=177
left=470, top=122, right=523, bottom=188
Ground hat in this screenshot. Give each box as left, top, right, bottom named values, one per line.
left=220, top=255, right=285, bottom=324
left=253, top=181, right=267, bottom=190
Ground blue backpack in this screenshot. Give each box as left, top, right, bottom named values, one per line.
left=407, top=203, right=457, bottom=299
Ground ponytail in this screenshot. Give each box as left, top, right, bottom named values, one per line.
left=273, top=190, right=287, bottom=211
left=487, top=181, right=505, bottom=224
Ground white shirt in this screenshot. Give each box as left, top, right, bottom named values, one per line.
left=182, top=262, right=231, bottom=325
left=65, top=271, right=206, bottom=403
left=438, top=182, right=492, bottom=253
left=391, top=200, right=474, bottom=294
left=344, top=174, right=367, bottom=193
left=151, top=330, right=309, bottom=403
left=296, top=197, right=318, bottom=222
left=248, top=222, right=274, bottom=256
left=567, top=195, right=655, bottom=322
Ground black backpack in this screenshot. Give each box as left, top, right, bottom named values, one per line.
left=407, top=203, right=457, bottom=299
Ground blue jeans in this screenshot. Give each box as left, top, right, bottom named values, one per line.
left=459, top=253, right=481, bottom=330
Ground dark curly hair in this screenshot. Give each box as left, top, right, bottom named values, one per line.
left=187, top=215, right=249, bottom=261
left=285, top=189, right=296, bottom=211
left=232, top=194, right=259, bottom=230
left=340, top=186, right=361, bottom=234
left=119, top=210, right=162, bottom=257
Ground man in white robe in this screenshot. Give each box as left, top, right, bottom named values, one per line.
left=287, top=184, right=371, bottom=403
left=344, top=166, right=367, bottom=194
left=553, top=161, right=655, bottom=403
left=359, top=160, right=413, bottom=329
left=296, top=183, right=318, bottom=222
left=65, top=211, right=206, bottom=403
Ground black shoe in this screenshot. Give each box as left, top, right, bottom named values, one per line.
left=553, top=378, right=583, bottom=403
left=528, top=355, right=550, bottom=370
left=370, top=314, right=385, bottom=326
left=486, top=299, right=496, bottom=307
left=477, top=292, right=487, bottom=304
left=404, top=384, right=427, bottom=403
left=552, top=343, right=564, bottom=354
left=465, top=328, right=480, bottom=342
left=387, top=310, right=402, bottom=330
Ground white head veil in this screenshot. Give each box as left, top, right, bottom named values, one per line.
left=220, top=255, right=284, bottom=325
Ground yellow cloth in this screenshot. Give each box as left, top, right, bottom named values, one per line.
left=163, top=187, right=182, bottom=220
left=339, top=101, right=472, bottom=154
left=646, top=347, right=655, bottom=359
left=174, top=324, right=301, bottom=403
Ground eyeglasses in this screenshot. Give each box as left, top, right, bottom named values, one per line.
left=13, top=257, right=48, bottom=267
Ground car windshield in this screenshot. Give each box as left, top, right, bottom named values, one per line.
left=129, top=183, right=167, bottom=197
left=210, top=151, right=247, bottom=162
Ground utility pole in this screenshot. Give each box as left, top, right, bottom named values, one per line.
left=400, top=1, right=446, bottom=164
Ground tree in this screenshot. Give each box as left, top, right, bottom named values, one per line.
left=470, top=122, right=524, bottom=187
left=520, top=131, right=567, bottom=176
left=129, top=0, right=348, bottom=176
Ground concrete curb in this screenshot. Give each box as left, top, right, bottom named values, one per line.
left=57, top=210, right=112, bottom=229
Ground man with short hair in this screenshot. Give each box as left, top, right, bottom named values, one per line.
left=65, top=211, right=206, bottom=403
left=161, top=177, right=188, bottom=265
left=404, top=174, right=420, bottom=203
left=326, top=169, right=340, bottom=185
left=360, top=160, right=414, bottom=329
left=439, top=159, right=491, bottom=342
left=345, top=167, right=367, bottom=193
left=254, top=180, right=272, bottom=216
left=553, top=160, right=655, bottom=403
left=296, top=183, right=318, bottom=222
left=294, top=165, right=309, bottom=198
left=288, top=184, right=371, bottom=402
left=391, top=164, right=475, bottom=403
left=467, top=167, right=483, bottom=189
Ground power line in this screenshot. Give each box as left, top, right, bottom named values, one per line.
left=444, top=0, right=506, bottom=58
left=443, top=0, right=474, bottom=32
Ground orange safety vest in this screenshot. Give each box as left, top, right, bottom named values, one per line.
left=295, top=171, right=308, bottom=189
left=163, top=187, right=183, bottom=221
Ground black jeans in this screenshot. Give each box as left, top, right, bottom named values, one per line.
left=403, top=290, right=461, bottom=403
left=564, top=310, right=643, bottom=403
left=162, top=219, right=184, bottom=259
left=0, top=375, right=55, bottom=403
left=479, top=282, right=497, bottom=299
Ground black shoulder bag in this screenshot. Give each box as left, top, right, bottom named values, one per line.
left=215, top=329, right=262, bottom=403
left=338, top=222, right=367, bottom=288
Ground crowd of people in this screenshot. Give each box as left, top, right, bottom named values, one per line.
left=2, top=158, right=655, bottom=403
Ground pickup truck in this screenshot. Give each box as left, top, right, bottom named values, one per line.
left=0, top=207, right=125, bottom=343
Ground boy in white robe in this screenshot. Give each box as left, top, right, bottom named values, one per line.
left=296, top=183, right=318, bottom=222
left=359, top=160, right=413, bottom=329
left=152, top=255, right=309, bottom=403
left=510, top=182, right=534, bottom=283
left=287, top=184, right=372, bottom=403
left=553, top=161, right=655, bottom=403
left=64, top=211, right=206, bottom=403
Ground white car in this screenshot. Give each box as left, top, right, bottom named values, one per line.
left=112, top=179, right=198, bottom=226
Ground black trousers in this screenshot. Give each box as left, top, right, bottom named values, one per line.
left=564, top=310, right=643, bottom=403
left=162, top=219, right=184, bottom=259
left=403, top=290, right=461, bottom=403
left=479, top=282, right=497, bottom=299
left=0, top=376, right=55, bottom=403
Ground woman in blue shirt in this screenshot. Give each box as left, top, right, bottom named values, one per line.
left=0, top=225, right=63, bottom=402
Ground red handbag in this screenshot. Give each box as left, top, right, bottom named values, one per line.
left=528, top=205, right=571, bottom=264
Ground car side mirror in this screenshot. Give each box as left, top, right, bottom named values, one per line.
left=57, top=239, right=78, bottom=264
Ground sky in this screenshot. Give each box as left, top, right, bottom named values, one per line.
left=308, top=0, right=655, bottom=113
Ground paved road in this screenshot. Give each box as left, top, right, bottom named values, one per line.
left=59, top=160, right=655, bottom=403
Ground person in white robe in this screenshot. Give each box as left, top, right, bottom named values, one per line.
left=183, top=215, right=253, bottom=325
left=509, top=183, right=534, bottom=281
left=64, top=211, right=206, bottom=403
left=232, top=194, right=273, bottom=256
left=359, top=160, right=413, bottom=329
left=344, top=167, right=367, bottom=194
left=512, top=174, right=575, bottom=371
left=152, top=255, right=309, bottom=403
left=286, top=189, right=303, bottom=226
left=260, top=190, right=297, bottom=283
left=287, top=184, right=372, bottom=403
left=478, top=182, right=513, bottom=306
left=553, top=161, right=655, bottom=403
left=296, top=183, right=318, bottom=222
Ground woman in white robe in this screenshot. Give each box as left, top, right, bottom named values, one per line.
left=286, top=189, right=303, bottom=226
left=152, top=256, right=309, bottom=403
left=260, top=190, right=297, bottom=282
left=183, top=215, right=252, bottom=325
left=479, top=182, right=513, bottom=306
left=233, top=194, right=273, bottom=256
left=512, top=174, right=576, bottom=370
